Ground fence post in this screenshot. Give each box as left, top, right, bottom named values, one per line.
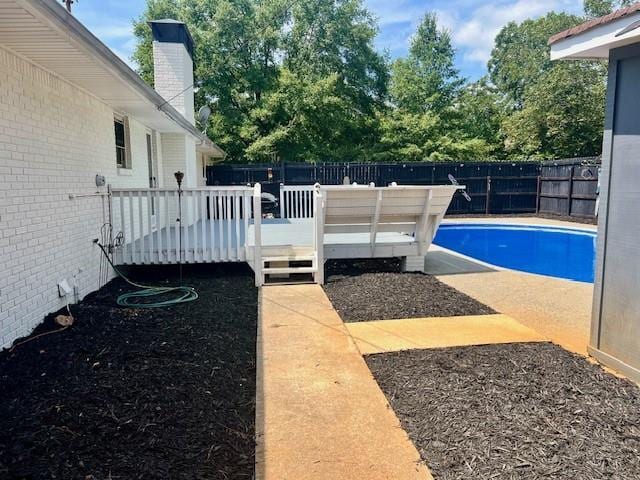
left=485, top=175, right=491, bottom=214
left=567, top=165, right=574, bottom=217
left=536, top=175, right=541, bottom=214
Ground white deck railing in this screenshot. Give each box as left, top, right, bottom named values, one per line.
left=279, top=184, right=315, bottom=218
left=110, top=186, right=259, bottom=265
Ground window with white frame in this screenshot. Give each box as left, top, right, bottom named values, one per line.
left=114, top=116, right=130, bottom=168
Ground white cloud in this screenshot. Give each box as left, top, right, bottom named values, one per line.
left=447, top=0, right=582, bottom=66
left=367, top=0, right=584, bottom=76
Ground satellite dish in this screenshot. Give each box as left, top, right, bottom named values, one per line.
left=197, top=105, right=211, bottom=127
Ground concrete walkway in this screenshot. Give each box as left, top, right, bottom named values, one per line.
left=256, top=284, right=431, bottom=480
left=439, top=271, right=593, bottom=355
left=346, top=314, right=546, bottom=355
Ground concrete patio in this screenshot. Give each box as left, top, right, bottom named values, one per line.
left=256, top=283, right=552, bottom=480
left=431, top=217, right=595, bottom=355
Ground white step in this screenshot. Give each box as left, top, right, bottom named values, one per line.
left=260, top=245, right=315, bottom=257
left=262, top=255, right=315, bottom=263
left=263, top=266, right=317, bottom=275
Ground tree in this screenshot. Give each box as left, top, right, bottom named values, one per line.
left=488, top=12, right=582, bottom=108
left=390, top=13, right=462, bottom=114
left=254, top=0, right=389, bottom=161
left=451, top=79, right=505, bottom=157
left=502, top=62, right=606, bottom=159
left=244, top=70, right=378, bottom=163
left=584, top=0, right=635, bottom=18
left=133, top=0, right=288, bottom=161
left=133, top=0, right=386, bottom=163
left=132, top=0, right=181, bottom=86
left=284, top=0, right=388, bottom=114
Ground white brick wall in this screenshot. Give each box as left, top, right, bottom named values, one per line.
left=0, top=47, right=156, bottom=349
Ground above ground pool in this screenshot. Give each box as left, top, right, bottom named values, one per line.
left=433, top=224, right=597, bottom=283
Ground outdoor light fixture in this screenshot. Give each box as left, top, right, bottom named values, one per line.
left=174, top=171, right=185, bottom=188
left=174, top=171, right=185, bottom=282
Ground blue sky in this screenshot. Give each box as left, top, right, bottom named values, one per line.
left=72, top=0, right=584, bottom=81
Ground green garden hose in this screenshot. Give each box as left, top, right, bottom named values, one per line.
left=97, top=243, right=198, bottom=308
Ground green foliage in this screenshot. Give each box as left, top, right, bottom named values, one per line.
left=488, top=11, right=607, bottom=159
left=488, top=12, right=582, bottom=108
left=502, top=62, right=606, bottom=159
left=451, top=79, right=505, bottom=157
left=375, top=109, right=493, bottom=162
left=584, top=0, right=635, bottom=18
left=390, top=13, right=462, bottom=114
left=132, top=0, right=181, bottom=86
left=245, top=70, right=378, bottom=163
left=132, top=1, right=608, bottom=163
left=284, top=0, right=388, bottom=113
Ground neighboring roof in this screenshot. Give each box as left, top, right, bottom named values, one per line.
left=0, top=0, right=223, bottom=157
left=549, top=3, right=640, bottom=45
left=549, top=2, right=640, bottom=60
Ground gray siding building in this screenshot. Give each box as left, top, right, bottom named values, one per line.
left=550, top=4, right=640, bottom=383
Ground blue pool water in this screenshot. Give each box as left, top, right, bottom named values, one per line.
left=433, top=224, right=597, bottom=283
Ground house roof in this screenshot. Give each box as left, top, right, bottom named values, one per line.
left=549, top=2, right=640, bottom=60
left=549, top=3, right=640, bottom=45
left=0, top=0, right=224, bottom=157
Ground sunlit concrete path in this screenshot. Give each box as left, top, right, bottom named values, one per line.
left=346, top=314, right=546, bottom=355
left=438, top=271, right=593, bottom=355
left=434, top=217, right=596, bottom=355
left=256, top=284, right=431, bottom=480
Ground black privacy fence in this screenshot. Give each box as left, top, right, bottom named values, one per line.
left=538, top=160, right=600, bottom=219
left=207, top=158, right=601, bottom=218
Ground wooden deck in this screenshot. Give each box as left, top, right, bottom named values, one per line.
left=110, top=184, right=462, bottom=285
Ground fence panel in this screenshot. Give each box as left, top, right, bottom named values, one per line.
left=539, top=161, right=599, bottom=219
left=207, top=159, right=600, bottom=217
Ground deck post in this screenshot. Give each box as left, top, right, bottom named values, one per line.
left=279, top=183, right=285, bottom=218
left=416, top=190, right=433, bottom=256
left=253, top=183, right=263, bottom=287
left=313, top=183, right=325, bottom=284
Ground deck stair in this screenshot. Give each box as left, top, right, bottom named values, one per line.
left=258, top=251, right=319, bottom=284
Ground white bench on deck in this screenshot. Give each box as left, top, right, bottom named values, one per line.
left=321, top=184, right=461, bottom=275
left=252, top=183, right=463, bottom=285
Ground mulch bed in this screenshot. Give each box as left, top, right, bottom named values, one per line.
left=367, top=342, right=640, bottom=480
left=323, top=259, right=496, bottom=322
left=0, top=264, right=257, bottom=480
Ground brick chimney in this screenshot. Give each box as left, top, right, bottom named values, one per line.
left=149, top=19, right=195, bottom=125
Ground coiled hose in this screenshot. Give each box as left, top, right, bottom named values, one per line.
left=97, top=243, right=198, bottom=308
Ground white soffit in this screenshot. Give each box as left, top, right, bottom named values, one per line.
left=551, top=12, right=640, bottom=60
left=0, top=0, right=186, bottom=134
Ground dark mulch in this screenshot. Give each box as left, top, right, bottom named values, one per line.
left=323, top=259, right=496, bottom=322
left=367, top=342, right=640, bottom=480
left=0, top=264, right=257, bottom=480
